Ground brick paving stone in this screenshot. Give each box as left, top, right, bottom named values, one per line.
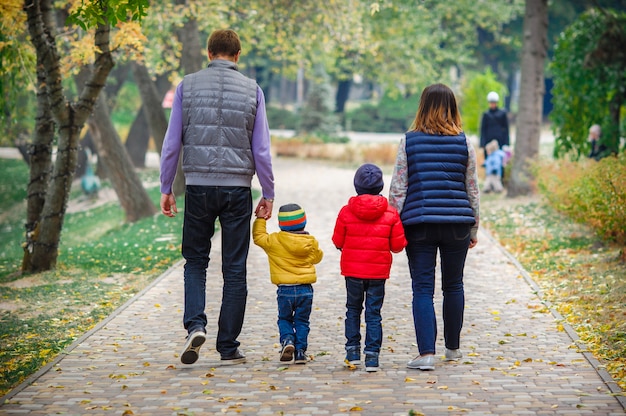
left=1, top=157, right=624, bottom=416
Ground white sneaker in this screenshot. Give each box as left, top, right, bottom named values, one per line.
left=444, top=348, right=462, bottom=361
left=406, top=354, right=435, bottom=370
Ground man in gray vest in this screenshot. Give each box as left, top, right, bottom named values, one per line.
left=160, top=29, right=275, bottom=365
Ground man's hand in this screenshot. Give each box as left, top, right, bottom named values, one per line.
left=255, top=198, right=273, bottom=220
left=161, top=193, right=178, bottom=217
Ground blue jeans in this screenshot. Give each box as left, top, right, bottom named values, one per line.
left=276, top=284, right=313, bottom=351
left=404, top=223, right=470, bottom=355
left=345, top=277, right=386, bottom=355
left=182, top=185, right=252, bottom=357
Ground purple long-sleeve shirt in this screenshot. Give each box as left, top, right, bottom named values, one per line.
left=159, top=80, right=275, bottom=199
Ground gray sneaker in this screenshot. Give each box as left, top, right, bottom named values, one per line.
left=407, top=354, right=435, bottom=370
left=180, top=330, right=206, bottom=365
left=444, top=348, right=462, bottom=361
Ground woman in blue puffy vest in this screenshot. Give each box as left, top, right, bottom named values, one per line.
left=389, top=83, right=480, bottom=371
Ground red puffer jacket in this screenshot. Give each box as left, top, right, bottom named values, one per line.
left=332, top=194, right=407, bottom=279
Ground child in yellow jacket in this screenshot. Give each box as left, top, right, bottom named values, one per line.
left=253, top=203, right=323, bottom=364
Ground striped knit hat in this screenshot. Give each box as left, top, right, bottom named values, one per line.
left=278, top=203, right=307, bottom=231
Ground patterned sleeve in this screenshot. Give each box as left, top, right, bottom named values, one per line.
left=389, top=137, right=408, bottom=213
left=465, top=135, right=480, bottom=240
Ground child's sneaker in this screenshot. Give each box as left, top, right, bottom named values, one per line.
left=294, top=349, right=307, bottom=364
left=365, top=354, right=379, bottom=372
left=279, top=340, right=295, bottom=362
left=344, top=347, right=361, bottom=366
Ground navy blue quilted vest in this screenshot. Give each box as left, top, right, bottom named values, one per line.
left=401, top=131, right=475, bottom=226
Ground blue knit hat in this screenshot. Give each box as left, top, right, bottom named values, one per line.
left=354, top=163, right=384, bottom=195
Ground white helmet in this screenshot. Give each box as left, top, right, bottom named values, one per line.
left=487, top=91, right=499, bottom=102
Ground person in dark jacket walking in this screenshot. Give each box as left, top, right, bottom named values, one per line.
left=480, top=91, right=509, bottom=163
left=160, top=29, right=275, bottom=366
left=332, top=164, right=407, bottom=372
left=389, top=83, right=479, bottom=371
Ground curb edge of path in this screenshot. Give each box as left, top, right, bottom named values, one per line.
left=1, top=259, right=185, bottom=405
left=480, top=227, right=626, bottom=411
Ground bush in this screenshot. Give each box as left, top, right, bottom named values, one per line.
left=535, top=153, right=626, bottom=245
left=266, top=106, right=301, bottom=130
left=346, top=93, right=417, bottom=133
left=459, top=68, right=508, bottom=135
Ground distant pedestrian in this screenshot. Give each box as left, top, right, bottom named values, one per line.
left=253, top=203, right=323, bottom=365
left=160, top=29, right=275, bottom=365
left=480, top=91, right=509, bottom=161
left=482, top=140, right=505, bottom=194
left=587, top=124, right=607, bottom=160
left=332, top=163, right=407, bottom=372
left=389, top=83, right=479, bottom=371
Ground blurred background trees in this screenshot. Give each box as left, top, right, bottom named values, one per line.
left=1, top=0, right=626, bottom=272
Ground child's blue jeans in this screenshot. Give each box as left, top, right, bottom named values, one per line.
left=277, top=284, right=313, bottom=351
left=345, top=277, right=386, bottom=356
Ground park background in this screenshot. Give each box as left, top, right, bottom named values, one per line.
left=0, top=0, right=625, bottom=402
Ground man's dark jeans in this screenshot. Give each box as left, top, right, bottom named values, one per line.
left=345, top=277, right=386, bottom=356
left=276, top=284, right=314, bottom=352
left=404, top=223, right=470, bottom=356
left=182, top=185, right=252, bottom=357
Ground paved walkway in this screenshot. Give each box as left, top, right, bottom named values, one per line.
left=2, top=158, right=624, bottom=415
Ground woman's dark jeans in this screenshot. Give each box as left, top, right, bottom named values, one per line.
left=345, top=277, right=386, bottom=356
left=182, top=185, right=252, bottom=357
left=404, top=223, right=470, bottom=355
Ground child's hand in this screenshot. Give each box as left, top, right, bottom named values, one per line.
left=256, top=206, right=266, bottom=219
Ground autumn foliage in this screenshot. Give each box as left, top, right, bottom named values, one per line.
left=535, top=153, right=626, bottom=247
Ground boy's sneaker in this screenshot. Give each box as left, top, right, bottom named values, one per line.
left=279, top=340, right=295, bottom=362
left=294, top=349, right=307, bottom=364
left=444, top=348, right=463, bottom=361
left=180, top=329, right=206, bottom=365
left=365, top=354, right=379, bottom=372
left=344, top=347, right=361, bottom=366
left=220, top=349, right=246, bottom=365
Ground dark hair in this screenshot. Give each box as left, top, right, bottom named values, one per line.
left=207, top=29, right=241, bottom=57
left=411, top=83, right=463, bottom=136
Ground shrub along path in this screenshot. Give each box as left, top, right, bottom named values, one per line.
left=1, top=157, right=624, bottom=415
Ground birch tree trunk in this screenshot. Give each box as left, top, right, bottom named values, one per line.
left=23, top=0, right=115, bottom=272
left=507, top=0, right=548, bottom=197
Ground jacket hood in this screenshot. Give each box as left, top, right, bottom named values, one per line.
left=278, top=231, right=317, bottom=257
left=348, top=194, right=388, bottom=221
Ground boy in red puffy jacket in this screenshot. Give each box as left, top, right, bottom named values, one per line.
left=332, top=163, right=407, bottom=372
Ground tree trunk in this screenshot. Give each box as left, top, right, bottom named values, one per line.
left=125, top=73, right=170, bottom=167
left=131, top=62, right=168, bottom=155
left=507, top=0, right=548, bottom=197
left=22, top=53, right=55, bottom=271
left=125, top=109, right=151, bottom=167
left=172, top=11, right=205, bottom=197
left=24, top=0, right=115, bottom=272
left=88, top=92, right=157, bottom=222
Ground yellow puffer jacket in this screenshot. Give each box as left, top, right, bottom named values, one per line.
left=253, top=218, right=323, bottom=285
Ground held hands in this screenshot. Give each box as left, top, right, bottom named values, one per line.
left=160, top=193, right=178, bottom=217
left=255, top=198, right=273, bottom=220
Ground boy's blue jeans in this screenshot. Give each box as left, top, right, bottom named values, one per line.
left=277, top=284, right=313, bottom=351
left=181, top=185, right=252, bottom=357
left=345, top=277, right=386, bottom=356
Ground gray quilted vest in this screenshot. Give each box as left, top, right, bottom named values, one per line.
left=181, top=59, right=258, bottom=188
